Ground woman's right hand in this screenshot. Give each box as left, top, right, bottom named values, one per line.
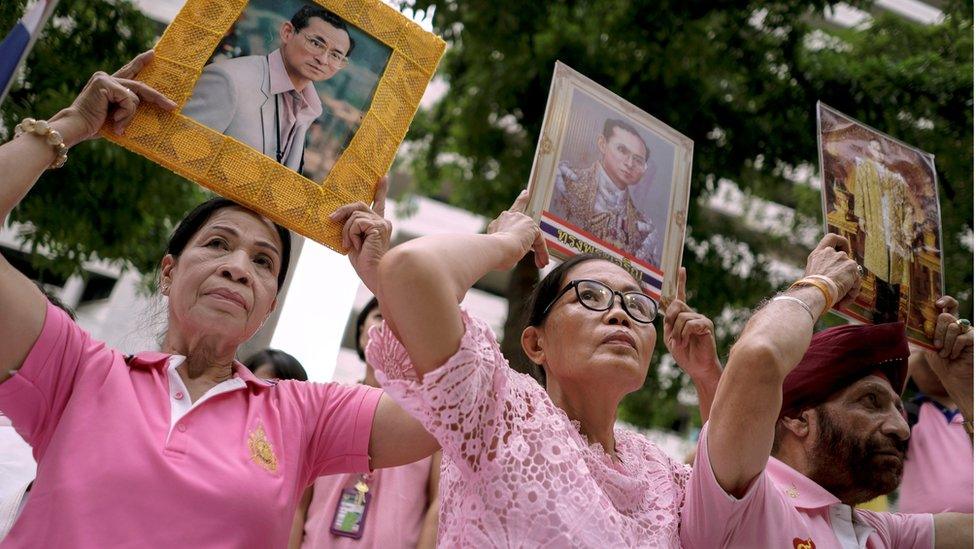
left=53, top=50, right=177, bottom=147
left=486, top=190, right=549, bottom=270
left=803, top=234, right=861, bottom=307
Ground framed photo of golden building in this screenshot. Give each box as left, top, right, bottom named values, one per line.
left=102, top=0, right=444, bottom=251
left=817, top=102, right=944, bottom=348
left=526, top=62, right=694, bottom=305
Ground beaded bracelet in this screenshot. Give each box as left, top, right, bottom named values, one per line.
left=14, top=118, right=68, bottom=169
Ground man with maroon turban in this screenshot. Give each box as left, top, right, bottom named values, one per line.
left=681, top=234, right=973, bottom=548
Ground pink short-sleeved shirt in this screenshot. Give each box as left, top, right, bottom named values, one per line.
left=366, top=310, right=691, bottom=548
left=0, top=302, right=382, bottom=548
left=300, top=455, right=433, bottom=549
left=899, top=400, right=974, bottom=513
left=681, top=423, right=935, bottom=549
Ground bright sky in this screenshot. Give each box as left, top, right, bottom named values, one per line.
left=826, top=0, right=943, bottom=27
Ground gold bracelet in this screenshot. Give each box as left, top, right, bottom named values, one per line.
left=803, top=274, right=839, bottom=304
left=789, top=277, right=832, bottom=318
left=14, top=118, right=68, bottom=169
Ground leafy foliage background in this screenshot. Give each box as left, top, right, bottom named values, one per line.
left=0, top=0, right=205, bottom=283
left=398, top=0, right=973, bottom=429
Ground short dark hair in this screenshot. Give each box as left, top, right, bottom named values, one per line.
left=602, top=118, right=648, bottom=158
left=244, top=348, right=308, bottom=381
left=166, top=198, right=292, bottom=293
left=354, top=297, right=380, bottom=361
left=291, top=5, right=356, bottom=57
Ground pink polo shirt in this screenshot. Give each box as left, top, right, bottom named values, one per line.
left=899, top=400, right=974, bottom=513
left=681, top=423, right=934, bottom=549
left=300, top=455, right=433, bottom=548
left=0, top=302, right=382, bottom=548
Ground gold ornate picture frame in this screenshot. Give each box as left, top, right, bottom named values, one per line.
left=817, top=102, right=944, bottom=348
left=104, top=0, right=445, bottom=251
left=526, top=62, right=694, bottom=305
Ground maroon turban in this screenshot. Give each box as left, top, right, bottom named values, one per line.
left=780, top=322, right=910, bottom=417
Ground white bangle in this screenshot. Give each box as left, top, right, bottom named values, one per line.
left=771, top=295, right=816, bottom=323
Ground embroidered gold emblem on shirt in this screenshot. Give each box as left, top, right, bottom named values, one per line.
left=248, top=424, right=278, bottom=473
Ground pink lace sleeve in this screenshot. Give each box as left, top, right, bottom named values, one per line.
left=366, top=310, right=544, bottom=477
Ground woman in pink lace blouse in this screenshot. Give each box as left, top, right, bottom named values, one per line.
left=367, top=192, right=722, bottom=547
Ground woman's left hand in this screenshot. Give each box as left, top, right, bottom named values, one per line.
left=330, top=176, right=393, bottom=293
left=55, top=50, right=177, bottom=146
left=664, top=267, right=721, bottom=380
left=486, top=190, right=549, bottom=269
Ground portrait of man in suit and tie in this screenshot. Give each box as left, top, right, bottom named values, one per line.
left=183, top=2, right=391, bottom=180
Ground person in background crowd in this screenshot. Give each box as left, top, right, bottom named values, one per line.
left=0, top=51, right=439, bottom=548
left=366, top=190, right=722, bottom=546
left=898, top=311, right=974, bottom=514
left=292, top=297, right=441, bottom=548
left=682, top=234, right=973, bottom=548
left=245, top=348, right=309, bottom=381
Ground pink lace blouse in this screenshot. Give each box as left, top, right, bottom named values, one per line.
left=366, top=310, right=690, bottom=547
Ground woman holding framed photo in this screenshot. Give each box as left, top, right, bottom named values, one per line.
left=367, top=191, right=722, bottom=546
left=0, top=53, right=437, bottom=548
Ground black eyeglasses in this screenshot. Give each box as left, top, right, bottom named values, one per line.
left=542, top=279, right=658, bottom=324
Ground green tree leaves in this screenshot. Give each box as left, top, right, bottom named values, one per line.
left=1, top=0, right=206, bottom=281
left=401, top=0, right=972, bottom=429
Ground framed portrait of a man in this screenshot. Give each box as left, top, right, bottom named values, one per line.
left=103, top=0, right=444, bottom=251
left=526, top=62, right=693, bottom=304
left=817, top=102, right=944, bottom=348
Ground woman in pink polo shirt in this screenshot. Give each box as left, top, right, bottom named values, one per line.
left=0, top=53, right=437, bottom=547
left=365, top=192, right=722, bottom=546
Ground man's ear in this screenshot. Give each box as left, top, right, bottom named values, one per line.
left=521, top=326, right=545, bottom=366
left=279, top=20, right=296, bottom=43
left=160, top=255, right=176, bottom=296
left=780, top=412, right=811, bottom=439
left=597, top=134, right=608, bottom=155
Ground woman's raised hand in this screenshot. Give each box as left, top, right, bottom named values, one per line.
left=486, top=190, right=549, bottom=270
left=55, top=50, right=177, bottom=146
left=664, top=267, right=721, bottom=379
left=330, top=176, right=393, bottom=293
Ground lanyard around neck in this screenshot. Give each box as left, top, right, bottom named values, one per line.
left=273, top=93, right=307, bottom=172
left=274, top=94, right=300, bottom=164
